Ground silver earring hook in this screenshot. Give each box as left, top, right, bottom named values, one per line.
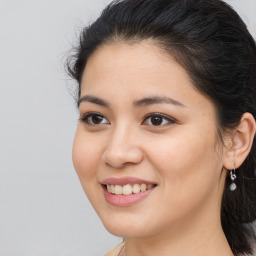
left=230, top=169, right=236, bottom=181
left=229, top=168, right=237, bottom=191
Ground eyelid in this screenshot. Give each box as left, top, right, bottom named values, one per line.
left=79, top=111, right=176, bottom=127
left=79, top=112, right=110, bottom=125
left=142, top=113, right=176, bottom=126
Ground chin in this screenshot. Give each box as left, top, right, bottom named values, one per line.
left=98, top=211, right=159, bottom=238
left=104, top=223, right=146, bottom=238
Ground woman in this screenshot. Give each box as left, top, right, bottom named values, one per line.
left=67, top=0, right=256, bottom=255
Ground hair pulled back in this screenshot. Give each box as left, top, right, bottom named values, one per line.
left=67, top=0, right=256, bottom=255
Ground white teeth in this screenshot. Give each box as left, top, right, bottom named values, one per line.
left=114, top=185, right=123, bottom=195
left=140, top=184, right=147, bottom=191
left=132, top=184, right=141, bottom=194
left=123, top=184, right=133, bottom=195
left=106, top=183, right=155, bottom=195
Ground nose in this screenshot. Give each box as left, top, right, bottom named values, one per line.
left=102, top=125, right=144, bottom=168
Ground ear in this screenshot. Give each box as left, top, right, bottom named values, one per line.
left=223, top=112, right=256, bottom=170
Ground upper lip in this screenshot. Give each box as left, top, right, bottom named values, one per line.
left=101, top=176, right=157, bottom=186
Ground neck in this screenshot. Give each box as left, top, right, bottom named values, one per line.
left=123, top=201, right=233, bottom=256
left=123, top=223, right=232, bottom=256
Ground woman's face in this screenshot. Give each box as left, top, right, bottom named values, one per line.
left=73, top=42, right=227, bottom=238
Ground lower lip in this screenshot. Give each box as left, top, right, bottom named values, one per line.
left=103, top=186, right=156, bottom=207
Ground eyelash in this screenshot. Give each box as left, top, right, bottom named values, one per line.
left=79, top=112, right=109, bottom=126
left=79, top=112, right=175, bottom=127
left=142, top=113, right=175, bottom=126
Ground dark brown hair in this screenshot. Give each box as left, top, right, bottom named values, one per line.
left=67, top=0, right=256, bottom=254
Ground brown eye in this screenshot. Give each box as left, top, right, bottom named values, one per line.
left=142, top=114, right=175, bottom=126
left=150, top=116, right=163, bottom=126
left=91, top=115, right=104, bottom=124
left=79, top=113, right=109, bottom=125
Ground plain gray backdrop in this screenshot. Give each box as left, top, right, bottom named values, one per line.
left=0, top=0, right=255, bottom=255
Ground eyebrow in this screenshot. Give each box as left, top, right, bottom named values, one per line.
left=77, top=95, right=110, bottom=108
left=78, top=95, right=186, bottom=108
left=133, top=96, right=186, bottom=108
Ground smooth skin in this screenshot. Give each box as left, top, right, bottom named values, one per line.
left=72, top=41, right=256, bottom=256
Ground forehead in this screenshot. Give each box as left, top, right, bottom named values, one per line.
left=80, top=42, right=213, bottom=112
left=82, top=42, right=189, bottom=91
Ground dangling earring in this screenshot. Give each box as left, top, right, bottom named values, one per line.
left=229, top=168, right=237, bottom=191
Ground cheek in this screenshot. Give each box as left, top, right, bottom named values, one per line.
left=72, top=127, right=102, bottom=180
left=72, top=127, right=107, bottom=212
left=145, top=126, right=220, bottom=195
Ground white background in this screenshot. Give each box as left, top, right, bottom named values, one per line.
left=0, top=0, right=255, bottom=255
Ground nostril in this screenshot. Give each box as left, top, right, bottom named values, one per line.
left=103, top=143, right=144, bottom=168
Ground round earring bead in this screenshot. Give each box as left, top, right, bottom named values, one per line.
left=229, top=183, right=237, bottom=191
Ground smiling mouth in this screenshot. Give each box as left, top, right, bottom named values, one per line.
left=103, top=183, right=157, bottom=195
